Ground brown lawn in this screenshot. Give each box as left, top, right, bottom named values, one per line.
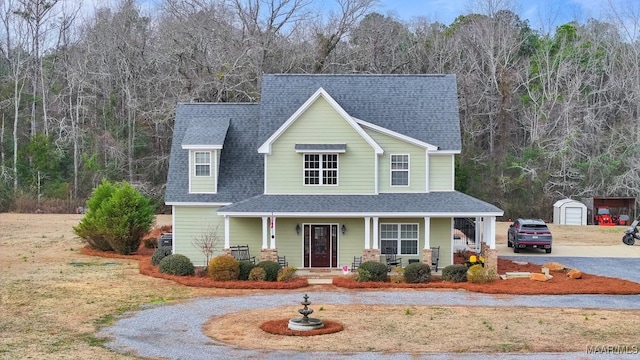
left=2, top=213, right=639, bottom=358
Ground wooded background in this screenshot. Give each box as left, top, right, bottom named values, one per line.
left=1, top=0, right=639, bottom=219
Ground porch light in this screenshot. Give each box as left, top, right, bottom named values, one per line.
left=295, top=224, right=301, bottom=235
left=341, top=224, right=347, bottom=235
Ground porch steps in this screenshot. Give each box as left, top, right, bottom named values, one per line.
left=296, top=269, right=351, bottom=285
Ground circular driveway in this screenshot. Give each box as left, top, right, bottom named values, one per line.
left=100, top=258, right=640, bottom=360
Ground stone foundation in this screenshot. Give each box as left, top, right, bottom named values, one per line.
left=480, top=242, right=498, bottom=279
left=422, top=248, right=432, bottom=267
left=260, top=248, right=278, bottom=262
left=362, top=248, right=380, bottom=262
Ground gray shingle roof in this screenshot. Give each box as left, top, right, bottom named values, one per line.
left=182, top=117, right=229, bottom=147
left=259, top=74, right=461, bottom=151
left=218, top=192, right=503, bottom=215
left=165, top=103, right=262, bottom=204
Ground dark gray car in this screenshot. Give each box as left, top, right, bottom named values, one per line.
left=507, top=218, right=552, bottom=253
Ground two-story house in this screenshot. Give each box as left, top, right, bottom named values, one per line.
left=165, top=74, right=503, bottom=272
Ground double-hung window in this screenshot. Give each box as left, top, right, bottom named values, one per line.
left=391, top=154, right=409, bottom=186
left=380, top=223, right=419, bottom=255
left=194, top=151, right=211, bottom=176
left=304, top=154, right=338, bottom=185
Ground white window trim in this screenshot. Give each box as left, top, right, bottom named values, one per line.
left=380, top=223, right=419, bottom=256
left=194, top=151, right=212, bottom=177
left=390, top=154, right=410, bottom=187
left=303, top=153, right=339, bottom=186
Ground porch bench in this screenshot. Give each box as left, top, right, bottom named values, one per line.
left=229, top=245, right=256, bottom=264
left=385, top=248, right=402, bottom=271
left=431, top=246, right=440, bottom=272
left=351, top=256, right=362, bottom=272
left=278, top=256, right=288, bottom=267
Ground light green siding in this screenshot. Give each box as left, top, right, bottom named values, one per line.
left=174, top=206, right=224, bottom=267
left=266, top=97, right=376, bottom=194
left=189, top=150, right=216, bottom=193
left=430, top=218, right=453, bottom=268
left=365, top=129, right=426, bottom=192
left=429, top=155, right=453, bottom=191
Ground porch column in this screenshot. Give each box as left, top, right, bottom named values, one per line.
left=423, top=217, right=431, bottom=249
left=484, top=216, right=496, bottom=249
left=261, top=216, right=268, bottom=249
left=474, top=216, right=482, bottom=252
left=372, top=217, right=379, bottom=249
left=224, top=215, right=230, bottom=248
left=364, top=216, right=371, bottom=249
left=269, top=216, right=276, bottom=249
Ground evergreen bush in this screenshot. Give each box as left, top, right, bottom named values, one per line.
left=277, top=266, right=297, bottom=282
left=159, top=254, right=195, bottom=276
left=248, top=267, right=266, bottom=281
left=404, top=262, right=432, bottom=283
left=238, top=261, right=256, bottom=280
left=356, top=261, right=388, bottom=282
left=442, top=264, right=468, bottom=283
left=207, top=255, right=239, bottom=281
left=467, top=264, right=496, bottom=284
left=151, top=246, right=172, bottom=266
left=256, top=261, right=281, bottom=282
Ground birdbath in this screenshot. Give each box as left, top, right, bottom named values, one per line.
left=288, top=294, right=324, bottom=331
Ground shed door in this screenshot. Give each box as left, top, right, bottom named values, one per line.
left=565, top=207, right=583, bottom=225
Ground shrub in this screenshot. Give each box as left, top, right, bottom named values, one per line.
left=389, top=267, right=405, bottom=283
left=356, top=261, right=388, bottom=282
left=159, top=254, right=195, bottom=276
left=467, top=264, right=496, bottom=284
left=256, top=261, right=281, bottom=282
left=248, top=267, right=266, bottom=281
left=144, top=237, right=158, bottom=249
left=73, top=179, right=155, bottom=255
left=238, top=261, right=256, bottom=280
left=442, top=264, right=468, bottom=283
left=277, top=266, right=297, bottom=282
left=208, top=255, right=239, bottom=281
left=151, top=246, right=172, bottom=266
left=404, top=262, right=431, bottom=283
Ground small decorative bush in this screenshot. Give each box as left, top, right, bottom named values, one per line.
left=238, top=261, right=256, bottom=281
left=389, top=267, right=405, bottom=283
left=404, top=262, right=431, bottom=283
left=356, top=261, right=388, bottom=282
left=248, top=267, right=266, bottom=281
left=208, top=255, right=239, bottom=281
left=277, top=266, right=297, bottom=282
left=256, top=261, right=281, bottom=282
left=151, top=246, right=172, bottom=266
left=442, top=264, right=468, bottom=283
left=144, top=237, right=158, bottom=249
left=465, top=254, right=485, bottom=268
left=159, top=254, right=195, bottom=276
left=467, top=264, right=496, bottom=284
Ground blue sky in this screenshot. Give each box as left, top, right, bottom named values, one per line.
left=375, top=0, right=635, bottom=33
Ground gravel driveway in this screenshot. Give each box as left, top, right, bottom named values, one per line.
left=100, top=256, right=640, bottom=360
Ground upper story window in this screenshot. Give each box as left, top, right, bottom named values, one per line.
left=391, top=154, right=409, bottom=186
left=304, top=153, right=338, bottom=185
left=194, top=151, right=211, bottom=176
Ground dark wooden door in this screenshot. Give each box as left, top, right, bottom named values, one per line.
left=310, top=225, right=330, bottom=267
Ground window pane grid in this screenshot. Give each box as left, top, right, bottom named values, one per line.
left=380, top=223, right=418, bottom=255
left=391, top=154, right=409, bottom=186
left=304, top=153, right=338, bottom=186
left=194, top=151, right=211, bottom=177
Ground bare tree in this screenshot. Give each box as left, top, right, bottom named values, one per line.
left=192, top=225, right=222, bottom=267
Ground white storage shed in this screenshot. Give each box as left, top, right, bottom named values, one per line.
left=553, top=199, right=588, bottom=225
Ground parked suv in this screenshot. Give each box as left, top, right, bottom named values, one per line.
left=507, top=219, right=552, bottom=253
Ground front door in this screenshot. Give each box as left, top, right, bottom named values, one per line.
left=304, top=224, right=337, bottom=268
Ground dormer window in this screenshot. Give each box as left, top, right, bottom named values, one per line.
left=391, top=154, right=409, bottom=186
left=304, top=154, right=338, bottom=185
left=194, top=151, right=211, bottom=176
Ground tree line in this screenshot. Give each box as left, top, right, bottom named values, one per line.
left=1, top=0, right=639, bottom=219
